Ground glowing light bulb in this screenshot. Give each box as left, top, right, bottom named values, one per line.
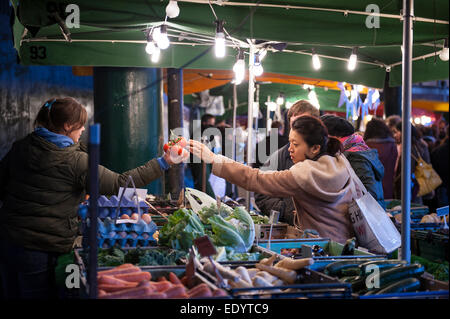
left=312, top=53, right=321, bottom=70
left=414, top=117, right=421, bottom=125
left=276, top=94, right=284, bottom=106
left=348, top=48, right=358, bottom=71
left=156, top=25, right=170, bottom=50
left=145, top=41, right=156, bottom=55
left=165, top=1, right=180, bottom=19
left=440, top=46, right=449, bottom=61
left=151, top=47, right=161, bottom=63
left=233, top=52, right=245, bottom=85
left=253, top=54, right=263, bottom=76
left=215, top=32, right=226, bottom=58
left=254, top=63, right=264, bottom=76
left=308, top=90, right=320, bottom=109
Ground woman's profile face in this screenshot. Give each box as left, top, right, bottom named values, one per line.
left=288, top=130, right=319, bottom=163
left=393, top=127, right=402, bottom=144
left=67, top=125, right=85, bottom=143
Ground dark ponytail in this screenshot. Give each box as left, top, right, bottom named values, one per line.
left=291, top=115, right=343, bottom=159
left=325, top=136, right=344, bottom=156
left=34, top=97, right=87, bottom=134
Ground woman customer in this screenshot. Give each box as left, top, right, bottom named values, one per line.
left=189, top=116, right=359, bottom=244
left=393, top=122, right=431, bottom=203
left=364, top=118, right=398, bottom=200
left=321, top=115, right=385, bottom=208
left=0, top=97, right=183, bottom=299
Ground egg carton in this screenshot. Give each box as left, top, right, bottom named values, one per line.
left=78, top=195, right=150, bottom=220
left=83, top=217, right=158, bottom=248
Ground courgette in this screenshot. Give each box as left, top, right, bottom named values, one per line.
left=376, top=263, right=424, bottom=288
left=358, top=260, right=407, bottom=276
left=324, top=260, right=368, bottom=277
left=340, top=267, right=362, bottom=277
left=352, top=264, right=424, bottom=293
left=375, top=277, right=421, bottom=295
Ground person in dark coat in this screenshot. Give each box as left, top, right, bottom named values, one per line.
left=253, top=121, right=289, bottom=169
left=393, top=122, right=431, bottom=203
left=322, top=115, right=385, bottom=208
left=0, top=97, right=179, bottom=299
left=254, top=100, right=319, bottom=225
left=431, top=125, right=449, bottom=207
left=188, top=113, right=216, bottom=198
left=364, top=118, right=398, bottom=199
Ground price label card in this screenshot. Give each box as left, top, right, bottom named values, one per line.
left=436, top=206, right=449, bottom=217
left=269, top=210, right=280, bottom=224
left=194, top=236, right=217, bottom=257
left=185, top=248, right=196, bottom=286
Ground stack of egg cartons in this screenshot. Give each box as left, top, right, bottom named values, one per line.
left=78, top=195, right=157, bottom=248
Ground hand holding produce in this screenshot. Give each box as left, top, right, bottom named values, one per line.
left=188, top=139, right=216, bottom=164
left=164, top=134, right=189, bottom=164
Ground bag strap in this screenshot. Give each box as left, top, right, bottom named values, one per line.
left=411, top=145, right=423, bottom=163
left=340, top=154, right=367, bottom=200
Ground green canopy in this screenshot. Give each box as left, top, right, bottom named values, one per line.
left=11, top=0, right=449, bottom=88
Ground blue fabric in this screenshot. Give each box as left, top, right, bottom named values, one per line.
left=157, top=156, right=170, bottom=171
left=34, top=127, right=74, bottom=148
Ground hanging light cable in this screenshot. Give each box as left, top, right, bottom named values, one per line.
left=165, top=1, right=180, bottom=19
left=233, top=50, right=245, bottom=85
left=253, top=53, right=264, bottom=76
left=440, top=38, right=449, bottom=61
left=347, top=47, right=358, bottom=71
left=312, top=48, right=321, bottom=70
left=214, top=20, right=226, bottom=58
left=156, top=25, right=170, bottom=50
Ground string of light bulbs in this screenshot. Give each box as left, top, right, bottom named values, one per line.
left=138, top=2, right=448, bottom=80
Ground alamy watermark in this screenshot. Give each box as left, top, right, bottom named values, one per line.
left=365, top=4, right=380, bottom=29
left=46, top=3, right=80, bottom=28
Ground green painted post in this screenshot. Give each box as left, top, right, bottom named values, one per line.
left=93, top=67, right=162, bottom=195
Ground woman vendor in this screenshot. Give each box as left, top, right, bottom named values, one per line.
left=189, top=115, right=359, bottom=244
left=0, top=97, right=186, bottom=299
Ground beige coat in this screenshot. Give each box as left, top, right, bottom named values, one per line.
left=212, top=154, right=357, bottom=244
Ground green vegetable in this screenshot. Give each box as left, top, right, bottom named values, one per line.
left=358, top=260, right=407, bottom=276
left=324, top=260, right=368, bottom=277
left=208, top=214, right=247, bottom=252
left=411, top=255, right=449, bottom=281
left=97, top=247, right=126, bottom=267
left=159, top=208, right=206, bottom=251
left=352, top=263, right=425, bottom=293
left=198, top=204, right=232, bottom=224
left=251, top=214, right=270, bottom=224
left=375, top=277, right=421, bottom=295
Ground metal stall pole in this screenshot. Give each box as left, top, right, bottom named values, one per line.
left=246, top=43, right=256, bottom=211
left=167, top=68, right=185, bottom=199
left=401, top=0, right=413, bottom=263
left=159, top=68, right=166, bottom=194
left=88, top=124, right=100, bottom=299
left=266, top=95, right=271, bottom=136
left=232, top=83, right=238, bottom=197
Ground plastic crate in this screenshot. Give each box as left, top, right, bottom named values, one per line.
left=411, top=230, right=449, bottom=262
left=197, top=261, right=353, bottom=299
left=75, top=262, right=230, bottom=299
left=385, top=199, right=429, bottom=223
left=256, top=238, right=385, bottom=271
left=358, top=274, right=449, bottom=299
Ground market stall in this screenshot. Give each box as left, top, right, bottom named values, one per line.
left=7, top=0, right=449, bottom=300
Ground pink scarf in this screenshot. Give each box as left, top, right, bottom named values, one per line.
left=339, top=134, right=370, bottom=152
